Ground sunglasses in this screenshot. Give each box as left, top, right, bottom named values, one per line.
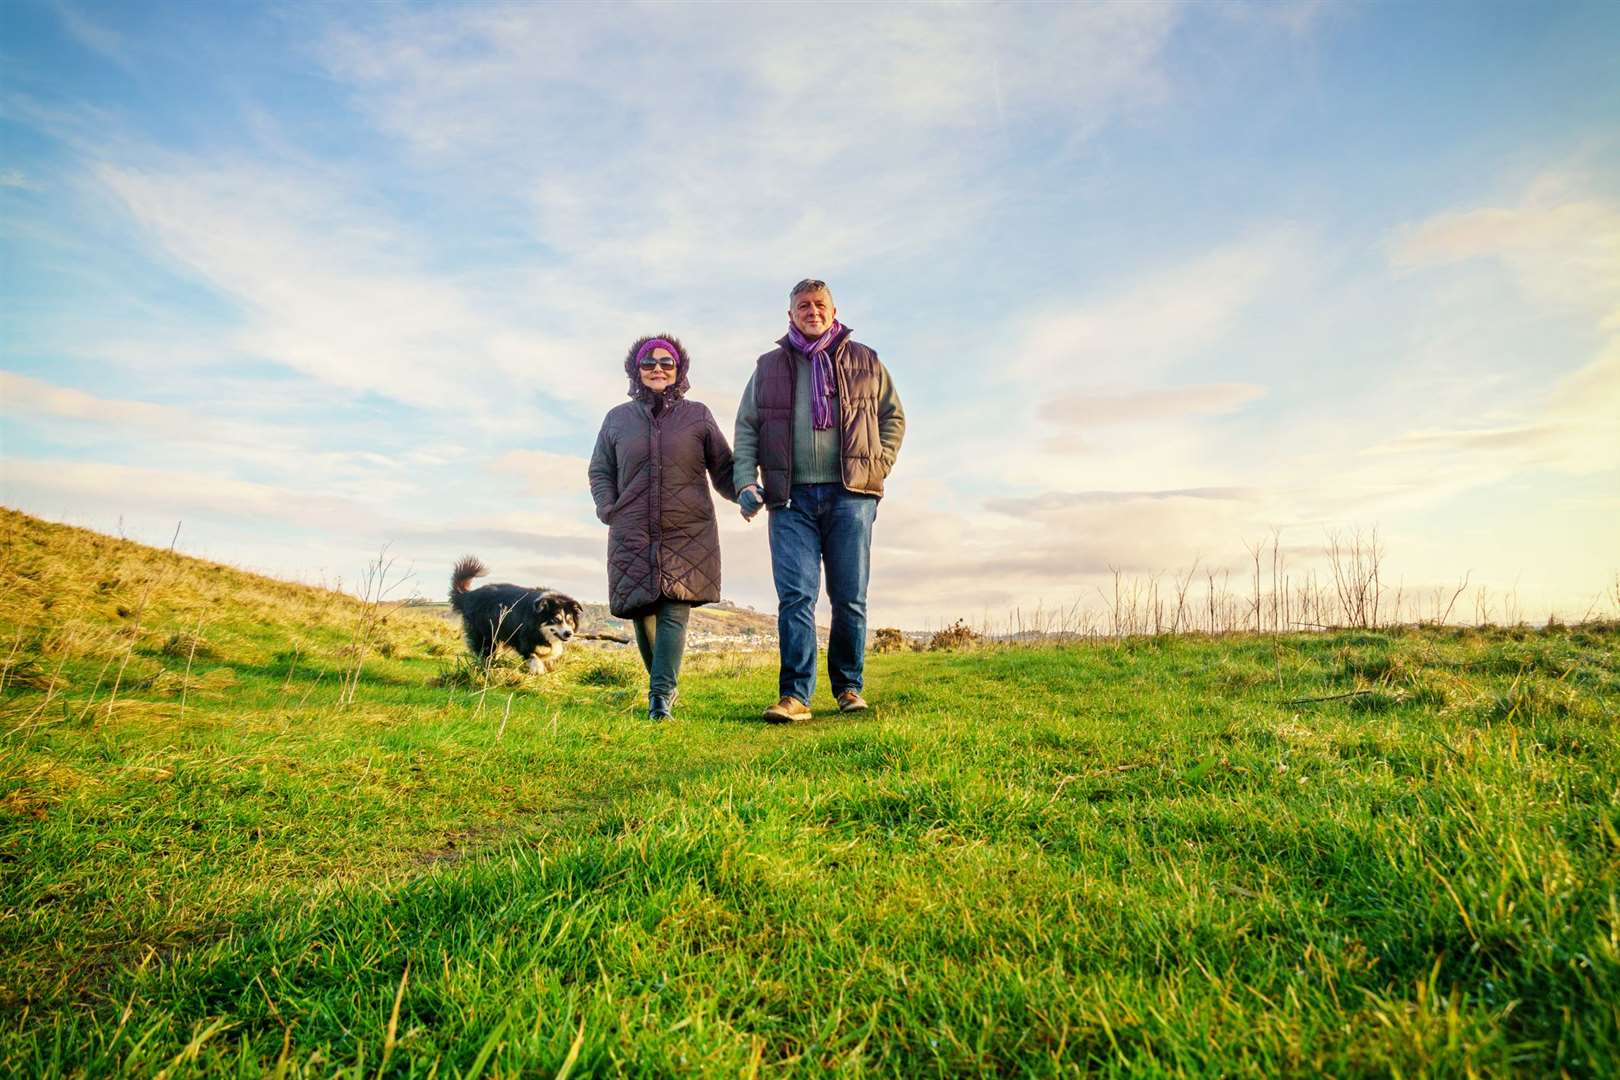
left=638, top=357, right=677, bottom=370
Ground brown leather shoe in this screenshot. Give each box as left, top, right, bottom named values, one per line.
left=836, top=690, right=868, bottom=713
left=763, top=696, right=812, bottom=724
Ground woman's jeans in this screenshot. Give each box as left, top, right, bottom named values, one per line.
left=768, top=483, right=878, bottom=704
left=632, top=600, right=691, bottom=698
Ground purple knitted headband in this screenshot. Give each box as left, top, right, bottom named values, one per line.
left=634, top=338, right=680, bottom=365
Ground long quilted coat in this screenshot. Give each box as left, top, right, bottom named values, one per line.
left=589, top=335, right=738, bottom=618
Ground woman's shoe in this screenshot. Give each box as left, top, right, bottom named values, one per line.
left=648, top=692, right=674, bottom=721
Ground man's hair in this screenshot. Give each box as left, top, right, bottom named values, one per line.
left=790, top=278, right=833, bottom=304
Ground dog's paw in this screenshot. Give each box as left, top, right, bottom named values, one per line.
left=524, top=656, right=544, bottom=674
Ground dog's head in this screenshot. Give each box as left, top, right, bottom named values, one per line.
left=535, top=592, right=583, bottom=642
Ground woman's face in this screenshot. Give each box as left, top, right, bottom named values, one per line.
left=639, top=347, right=677, bottom=391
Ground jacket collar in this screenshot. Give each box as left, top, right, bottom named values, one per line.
left=633, top=393, right=683, bottom=418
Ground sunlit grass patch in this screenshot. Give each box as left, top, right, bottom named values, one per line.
left=2, top=508, right=1618, bottom=1075
left=572, top=654, right=641, bottom=688
left=426, top=655, right=534, bottom=690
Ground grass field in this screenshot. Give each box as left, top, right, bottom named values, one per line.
left=3, top=507, right=1618, bottom=1076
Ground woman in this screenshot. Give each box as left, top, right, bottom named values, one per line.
left=589, top=334, right=738, bottom=720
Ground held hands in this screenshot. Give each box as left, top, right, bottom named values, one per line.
left=738, top=485, right=764, bottom=522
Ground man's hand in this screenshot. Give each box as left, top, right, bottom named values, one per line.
left=739, top=485, right=764, bottom=521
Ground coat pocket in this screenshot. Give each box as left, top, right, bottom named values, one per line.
left=601, top=483, right=640, bottom=523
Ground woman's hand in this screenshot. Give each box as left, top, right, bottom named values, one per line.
left=738, top=485, right=765, bottom=522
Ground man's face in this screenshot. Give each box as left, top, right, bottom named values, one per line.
left=789, top=288, right=836, bottom=338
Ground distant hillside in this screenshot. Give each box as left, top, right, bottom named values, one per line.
left=405, top=596, right=802, bottom=650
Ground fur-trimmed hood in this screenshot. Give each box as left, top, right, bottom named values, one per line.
left=624, top=333, right=691, bottom=406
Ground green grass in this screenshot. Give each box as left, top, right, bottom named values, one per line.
left=3, top=508, right=1619, bottom=1076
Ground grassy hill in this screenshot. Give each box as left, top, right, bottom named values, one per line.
left=2, top=506, right=1618, bottom=1076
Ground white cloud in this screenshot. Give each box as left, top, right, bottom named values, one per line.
left=490, top=449, right=595, bottom=500
left=2, top=457, right=366, bottom=529
left=1365, top=181, right=1620, bottom=485
left=2, top=370, right=184, bottom=430
left=1391, top=176, right=1620, bottom=327
left=1352, top=343, right=1620, bottom=482
left=890, top=229, right=1301, bottom=498
left=0, top=371, right=468, bottom=508
left=84, top=154, right=770, bottom=436
left=1038, top=383, right=1266, bottom=427
left=0, top=168, right=41, bottom=191
left=320, top=3, right=1181, bottom=293
left=0, top=370, right=329, bottom=469
left=97, top=163, right=469, bottom=406
left=1011, top=229, right=1306, bottom=379
left=857, top=180, right=1620, bottom=625
left=52, top=3, right=129, bottom=68
left=1215, top=0, right=1337, bottom=37
left=327, top=4, right=1179, bottom=158
left=863, top=483, right=1270, bottom=626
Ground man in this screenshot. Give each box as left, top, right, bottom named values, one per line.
left=734, top=279, right=906, bottom=723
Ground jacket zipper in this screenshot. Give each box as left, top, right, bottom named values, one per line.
left=650, top=401, right=664, bottom=588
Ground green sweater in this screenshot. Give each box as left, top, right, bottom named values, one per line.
left=732, top=351, right=905, bottom=493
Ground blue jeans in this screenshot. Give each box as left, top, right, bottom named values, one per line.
left=768, top=483, right=878, bottom=704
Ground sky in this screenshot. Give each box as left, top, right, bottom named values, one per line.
left=3, top=0, right=1618, bottom=628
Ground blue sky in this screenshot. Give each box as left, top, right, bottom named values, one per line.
left=3, top=0, right=1617, bottom=626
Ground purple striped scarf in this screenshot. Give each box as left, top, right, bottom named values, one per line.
left=786, top=320, right=844, bottom=431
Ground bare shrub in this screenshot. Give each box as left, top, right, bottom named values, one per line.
left=872, top=627, right=906, bottom=653
left=1326, top=527, right=1384, bottom=629
left=928, top=619, right=980, bottom=651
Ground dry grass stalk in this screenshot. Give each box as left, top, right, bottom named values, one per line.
left=179, top=617, right=202, bottom=723
left=337, top=547, right=408, bottom=708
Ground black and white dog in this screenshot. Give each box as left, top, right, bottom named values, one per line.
left=449, top=557, right=583, bottom=673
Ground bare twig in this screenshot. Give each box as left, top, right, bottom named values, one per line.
left=1437, top=571, right=1471, bottom=626
left=1280, top=689, right=1374, bottom=705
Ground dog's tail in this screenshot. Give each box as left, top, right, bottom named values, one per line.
left=450, top=556, right=488, bottom=607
